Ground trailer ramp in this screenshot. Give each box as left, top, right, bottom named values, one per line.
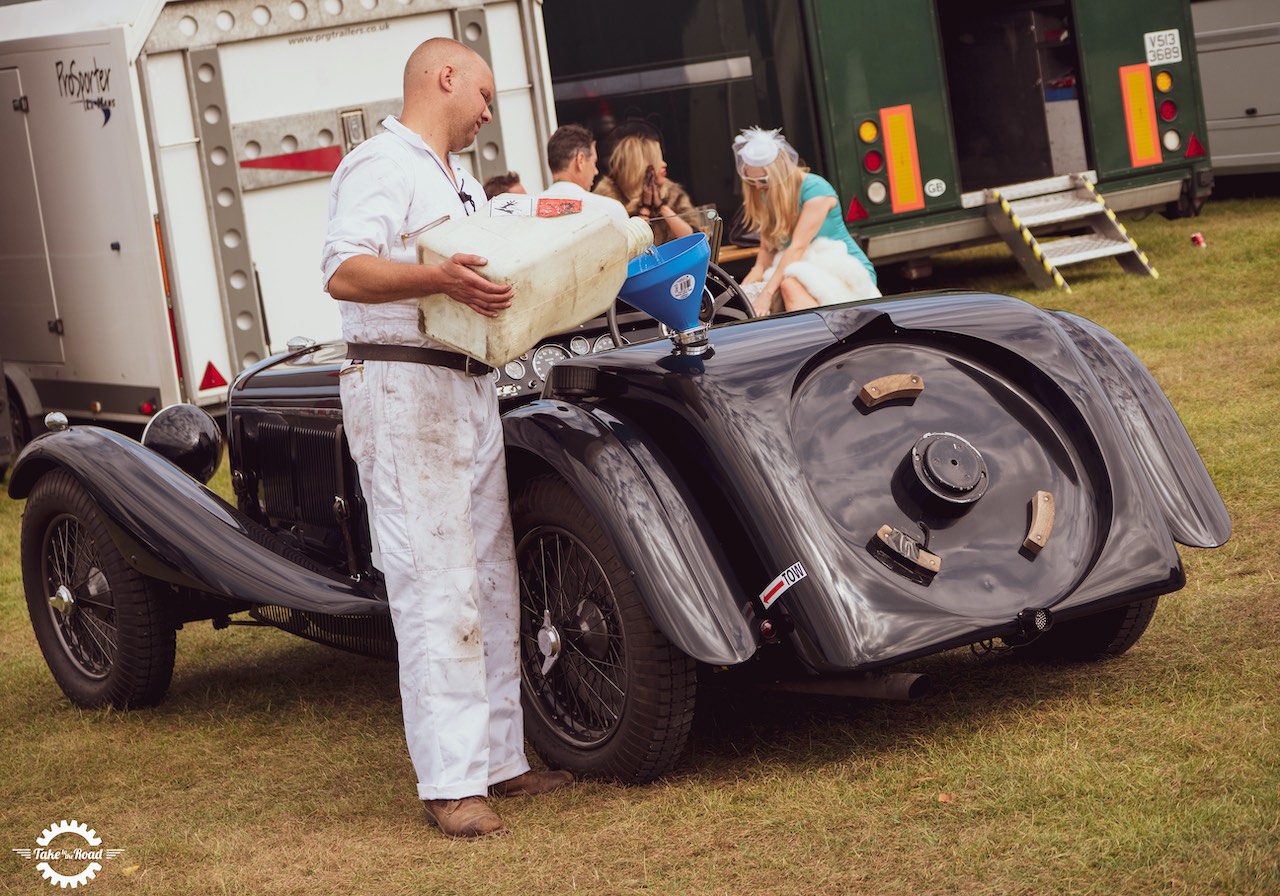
left=985, top=173, right=1158, bottom=291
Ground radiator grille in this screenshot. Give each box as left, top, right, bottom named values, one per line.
left=253, top=421, right=343, bottom=527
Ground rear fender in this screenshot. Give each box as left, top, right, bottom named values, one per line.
left=7, top=426, right=383, bottom=614
left=1053, top=312, right=1231, bottom=548
left=504, top=400, right=757, bottom=665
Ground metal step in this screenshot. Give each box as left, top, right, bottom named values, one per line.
left=1008, top=192, right=1102, bottom=228
left=983, top=172, right=1156, bottom=289
left=1039, top=233, right=1133, bottom=267
left=977, top=171, right=1098, bottom=204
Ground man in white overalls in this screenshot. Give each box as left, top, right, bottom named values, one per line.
left=321, top=36, right=572, bottom=839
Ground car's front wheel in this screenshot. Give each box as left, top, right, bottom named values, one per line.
left=512, top=475, right=697, bottom=783
left=21, top=469, right=176, bottom=708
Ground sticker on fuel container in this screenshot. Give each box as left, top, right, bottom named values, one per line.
left=759, top=562, right=808, bottom=608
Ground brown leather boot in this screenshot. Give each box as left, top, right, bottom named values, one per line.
left=422, top=796, right=505, bottom=838
left=489, top=769, right=575, bottom=798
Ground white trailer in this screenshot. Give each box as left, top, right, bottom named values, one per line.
left=0, top=0, right=556, bottom=442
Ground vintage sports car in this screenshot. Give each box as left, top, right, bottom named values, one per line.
left=7, top=249, right=1230, bottom=783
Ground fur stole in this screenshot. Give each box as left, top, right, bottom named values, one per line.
left=783, top=237, right=881, bottom=305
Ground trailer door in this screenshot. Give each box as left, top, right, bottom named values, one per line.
left=1072, top=0, right=1207, bottom=180
left=0, top=67, right=61, bottom=365
left=806, top=0, right=961, bottom=221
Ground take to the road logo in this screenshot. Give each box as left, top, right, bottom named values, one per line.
left=11, top=820, right=125, bottom=889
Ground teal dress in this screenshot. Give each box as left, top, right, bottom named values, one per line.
left=792, top=173, right=877, bottom=285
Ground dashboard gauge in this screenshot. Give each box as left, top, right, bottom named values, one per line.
left=570, top=335, right=591, bottom=355
left=593, top=334, right=616, bottom=352
left=490, top=367, right=502, bottom=384
left=532, top=344, right=570, bottom=380
left=503, top=360, right=526, bottom=380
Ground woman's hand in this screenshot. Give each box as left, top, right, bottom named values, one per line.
left=640, top=165, right=663, bottom=213
left=752, top=290, right=775, bottom=318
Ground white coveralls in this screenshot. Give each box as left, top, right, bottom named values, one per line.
left=321, top=117, right=531, bottom=801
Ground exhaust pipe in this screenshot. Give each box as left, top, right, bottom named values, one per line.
left=767, top=672, right=930, bottom=701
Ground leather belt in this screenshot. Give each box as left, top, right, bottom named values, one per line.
left=345, top=342, right=494, bottom=377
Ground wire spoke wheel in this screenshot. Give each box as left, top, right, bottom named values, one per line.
left=43, top=513, right=118, bottom=679
left=513, top=475, right=696, bottom=783
left=519, top=526, right=627, bottom=747
left=21, top=470, right=175, bottom=708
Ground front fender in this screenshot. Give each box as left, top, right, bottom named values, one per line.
left=8, top=426, right=383, bottom=615
left=1052, top=312, right=1231, bottom=548
left=504, top=400, right=757, bottom=665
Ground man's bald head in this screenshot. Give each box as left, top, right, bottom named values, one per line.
left=403, top=38, right=483, bottom=102
left=399, top=37, right=495, bottom=155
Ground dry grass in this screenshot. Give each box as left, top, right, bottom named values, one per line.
left=3, top=191, right=1278, bottom=895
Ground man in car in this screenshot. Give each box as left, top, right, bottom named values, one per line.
left=320, top=36, right=572, bottom=839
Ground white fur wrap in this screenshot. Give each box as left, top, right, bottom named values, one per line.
left=782, top=237, right=881, bottom=305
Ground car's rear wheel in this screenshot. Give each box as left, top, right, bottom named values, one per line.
left=512, top=475, right=697, bottom=783
left=1016, top=597, right=1159, bottom=662
left=21, top=470, right=175, bottom=708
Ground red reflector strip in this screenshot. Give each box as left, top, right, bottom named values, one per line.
left=1185, top=132, right=1207, bottom=158
left=239, top=145, right=343, bottom=172
left=879, top=105, right=925, bottom=213
left=846, top=195, right=870, bottom=222
left=1119, top=63, right=1162, bottom=167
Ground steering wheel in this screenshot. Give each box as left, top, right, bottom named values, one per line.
left=607, top=261, right=755, bottom=348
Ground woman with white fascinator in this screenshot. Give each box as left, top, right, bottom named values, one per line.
left=733, top=127, right=880, bottom=316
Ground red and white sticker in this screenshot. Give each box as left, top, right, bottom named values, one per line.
left=759, top=562, right=807, bottom=608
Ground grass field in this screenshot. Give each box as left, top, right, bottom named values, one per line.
left=2, top=192, right=1277, bottom=895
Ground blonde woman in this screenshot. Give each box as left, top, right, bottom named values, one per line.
left=594, top=133, right=696, bottom=245
left=734, top=127, right=879, bottom=316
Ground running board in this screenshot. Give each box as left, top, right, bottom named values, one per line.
left=985, top=173, right=1158, bottom=291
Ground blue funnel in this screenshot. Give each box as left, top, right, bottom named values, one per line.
left=617, top=233, right=710, bottom=333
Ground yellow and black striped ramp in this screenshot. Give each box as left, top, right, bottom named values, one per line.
left=1076, top=178, right=1159, bottom=280
left=986, top=189, right=1071, bottom=292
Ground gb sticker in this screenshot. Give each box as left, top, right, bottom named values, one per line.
left=759, top=562, right=808, bottom=608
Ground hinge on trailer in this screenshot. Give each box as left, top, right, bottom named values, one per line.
left=13, top=96, right=29, bottom=113
left=48, top=318, right=63, bottom=335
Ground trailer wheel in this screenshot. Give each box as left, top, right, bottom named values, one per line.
left=1016, top=597, right=1159, bottom=662
left=21, top=469, right=175, bottom=709
left=512, top=475, right=697, bottom=783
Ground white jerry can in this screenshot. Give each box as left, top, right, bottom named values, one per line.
left=416, top=203, right=653, bottom=367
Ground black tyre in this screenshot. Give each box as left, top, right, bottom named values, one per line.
left=512, top=475, right=697, bottom=783
left=2, top=381, right=31, bottom=482
left=1016, top=597, right=1159, bottom=663
left=21, top=470, right=176, bottom=708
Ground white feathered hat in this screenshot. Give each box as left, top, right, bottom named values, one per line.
left=733, top=127, right=799, bottom=175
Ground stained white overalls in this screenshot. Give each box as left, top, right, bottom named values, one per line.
left=321, top=117, right=531, bottom=801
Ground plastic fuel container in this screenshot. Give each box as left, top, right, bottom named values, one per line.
left=417, top=203, right=653, bottom=366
